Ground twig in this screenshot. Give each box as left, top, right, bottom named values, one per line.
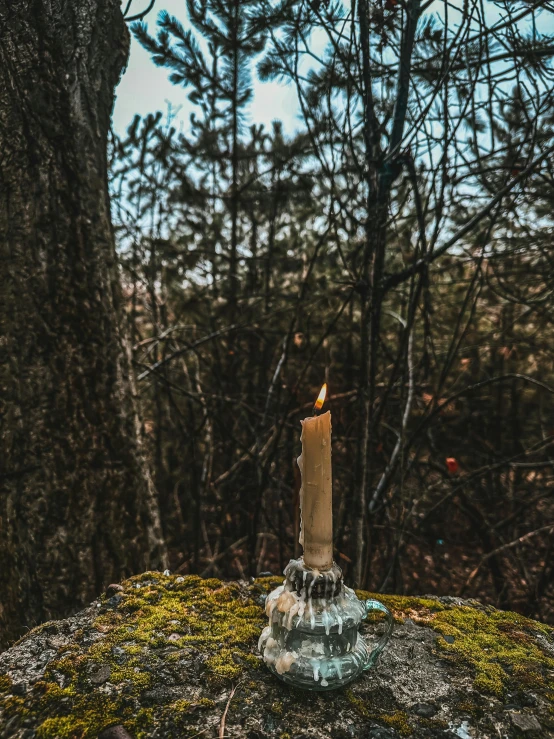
left=136, top=303, right=299, bottom=381
left=369, top=326, right=415, bottom=512
left=219, top=683, right=240, bottom=739
left=124, top=0, right=156, bottom=22
left=384, top=141, right=554, bottom=292
left=198, top=537, right=247, bottom=577
left=461, top=524, right=554, bottom=594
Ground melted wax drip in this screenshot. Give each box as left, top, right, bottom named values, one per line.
left=259, top=559, right=367, bottom=686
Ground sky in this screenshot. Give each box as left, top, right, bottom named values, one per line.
left=113, top=0, right=299, bottom=136
left=113, top=0, right=554, bottom=138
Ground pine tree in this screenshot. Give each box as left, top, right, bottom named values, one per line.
left=135, top=1, right=266, bottom=321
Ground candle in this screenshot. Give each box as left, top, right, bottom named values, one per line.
left=298, top=385, right=333, bottom=570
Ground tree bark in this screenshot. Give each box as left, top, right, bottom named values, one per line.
left=353, top=0, right=421, bottom=588
left=0, top=0, right=167, bottom=646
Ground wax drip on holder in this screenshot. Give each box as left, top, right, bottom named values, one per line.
left=259, top=557, right=393, bottom=690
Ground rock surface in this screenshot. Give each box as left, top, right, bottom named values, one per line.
left=0, top=573, right=552, bottom=738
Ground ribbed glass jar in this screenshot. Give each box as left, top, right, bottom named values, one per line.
left=259, top=558, right=393, bottom=691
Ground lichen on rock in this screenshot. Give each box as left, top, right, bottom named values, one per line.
left=362, top=592, right=554, bottom=698
left=0, top=572, right=552, bottom=738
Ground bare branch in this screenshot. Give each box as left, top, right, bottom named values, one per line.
left=124, top=0, right=156, bottom=23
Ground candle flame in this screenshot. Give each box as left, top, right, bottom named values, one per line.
left=314, top=383, right=327, bottom=411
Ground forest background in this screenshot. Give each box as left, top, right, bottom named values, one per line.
left=111, top=0, right=554, bottom=620
left=2, top=0, right=554, bottom=646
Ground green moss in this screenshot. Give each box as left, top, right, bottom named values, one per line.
left=206, top=648, right=246, bottom=679
left=345, top=692, right=412, bottom=735
left=196, top=697, right=215, bottom=709
left=35, top=682, right=76, bottom=711
left=418, top=717, right=449, bottom=731
left=92, top=574, right=261, bottom=690
left=151, top=696, right=217, bottom=738
left=50, top=656, right=81, bottom=681
left=36, top=716, right=81, bottom=739
left=1, top=574, right=552, bottom=738
left=3, top=695, right=27, bottom=717
left=134, top=708, right=155, bottom=739
left=380, top=711, right=413, bottom=736
left=110, top=665, right=152, bottom=688
left=33, top=687, right=128, bottom=739
left=358, top=590, right=554, bottom=698
left=346, top=689, right=369, bottom=717
left=358, top=593, right=448, bottom=624
left=0, top=573, right=265, bottom=738
left=168, top=699, right=191, bottom=715
left=432, top=607, right=553, bottom=697
left=17, top=621, right=58, bottom=644
left=454, top=697, right=484, bottom=717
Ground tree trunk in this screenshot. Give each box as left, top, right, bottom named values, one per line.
left=0, top=0, right=167, bottom=646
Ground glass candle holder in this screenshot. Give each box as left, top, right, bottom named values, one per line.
left=259, top=557, right=393, bottom=691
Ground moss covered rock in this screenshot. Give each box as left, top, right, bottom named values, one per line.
left=0, top=573, right=552, bottom=738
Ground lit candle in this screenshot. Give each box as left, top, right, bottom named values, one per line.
left=298, top=384, right=333, bottom=571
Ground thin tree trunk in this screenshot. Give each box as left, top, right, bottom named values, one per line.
left=353, top=0, right=381, bottom=588
left=353, top=0, right=421, bottom=587
left=0, top=0, right=167, bottom=646
left=228, top=0, right=240, bottom=324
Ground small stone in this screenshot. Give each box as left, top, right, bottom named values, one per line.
left=12, top=682, right=27, bottom=696
left=510, top=713, right=542, bottom=733
left=142, top=686, right=176, bottom=705
left=411, top=702, right=437, bottom=718
left=36, top=649, right=56, bottom=667
left=364, top=728, right=398, bottom=739
left=168, top=633, right=181, bottom=642
left=443, top=634, right=455, bottom=644
left=49, top=670, right=67, bottom=688
left=47, top=634, right=69, bottom=649
left=90, top=664, right=111, bottom=685
left=450, top=719, right=472, bottom=738
left=3, top=715, right=19, bottom=734
left=107, top=595, right=122, bottom=608
left=163, top=569, right=171, bottom=576
left=111, top=646, right=125, bottom=663
left=105, top=584, right=124, bottom=598
left=175, top=576, right=184, bottom=583
left=98, top=726, right=133, bottom=739
left=330, top=729, right=352, bottom=739
left=520, top=693, right=538, bottom=708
